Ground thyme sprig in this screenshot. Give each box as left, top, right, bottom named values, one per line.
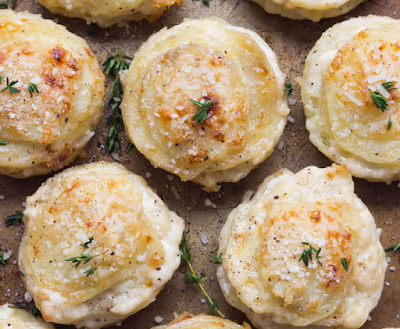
left=299, top=242, right=322, bottom=267
left=80, top=237, right=93, bottom=250
left=32, top=300, right=41, bottom=319
left=28, top=83, right=39, bottom=97
left=0, top=77, right=20, bottom=94
left=179, top=232, right=225, bottom=318
left=0, top=141, right=8, bottom=145
left=4, top=210, right=23, bottom=227
left=65, top=238, right=102, bottom=271
left=385, top=242, right=400, bottom=261
left=370, top=81, right=398, bottom=131
left=191, top=99, right=214, bottom=124
left=0, top=254, right=5, bottom=265
left=102, top=50, right=132, bottom=153
left=84, top=267, right=97, bottom=277
left=0, top=0, right=16, bottom=9
left=284, top=82, right=295, bottom=99
left=212, top=253, right=223, bottom=264
left=8, top=302, right=26, bottom=309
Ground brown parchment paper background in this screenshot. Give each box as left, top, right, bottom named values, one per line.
left=0, top=0, right=399, bottom=328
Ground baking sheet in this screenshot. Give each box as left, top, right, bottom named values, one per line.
left=1, top=0, right=399, bottom=328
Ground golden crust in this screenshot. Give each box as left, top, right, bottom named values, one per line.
left=121, top=17, right=289, bottom=191
left=248, top=0, right=365, bottom=22
left=38, top=0, right=184, bottom=27
left=0, top=10, right=104, bottom=178
left=302, top=15, right=400, bottom=183
left=152, top=313, right=252, bottom=329
left=0, top=304, right=55, bottom=329
left=217, top=165, right=387, bottom=329
left=18, top=161, right=184, bottom=329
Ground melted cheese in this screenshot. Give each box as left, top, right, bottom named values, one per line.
left=18, top=161, right=184, bottom=329
left=217, top=165, right=387, bottom=329
left=37, top=0, right=183, bottom=27
left=121, top=17, right=289, bottom=191
left=0, top=10, right=104, bottom=178
left=0, top=304, right=55, bottom=329
left=302, top=15, right=400, bottom=183
left=248, top=0, right=365, bottom=21
left=152, top=313, right=252, bottom=329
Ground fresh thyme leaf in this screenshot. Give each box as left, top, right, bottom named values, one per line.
left=249, top=193, right=255, bottom=200
left=202, top=0, right=210, bottom=6
left=284, top=82, right=295, bottom=99
left=0, top=141, right=8, bottom=145
left=212, top=253, right=223, bottom=264
left=388, top=116, right=392, bottom=131
left=0, top=74, right=3, bottom=83
left=0, top=77, right=20, bottom=94
left=370, top=89, right=388, bottom=112
left=0, top=0, right=16, bottom=9
left=125, top=142, right=134, bottom=154
left=382, top=81, right=397, bottom=92
left=299, top=242, right=322, bottom=267
left=80, top=237, right=94, bottom=250
left=4, top=210, right=23, bottom=227
left=385, top=242, right=400, bottom=252
left=65, top=253, right=92, bottom=268
left=18, top=270, right=25, bottom=277
left=84, top=267, right=97, bottom=277
left=179, top=232, right=225, bottom=318
left=191, top=99, right=214, bottom=124
left=8, top=302, right=26, bottom=309
left=0, top=254, right=5, bottom=265
left=341, top=258, right=348, bottom=271
left=32, top=300, right=41, bottom=319
left=102, top=50, right=132, bottom=153
left=179, top=231, right=191, bottom=262
left=28, top=82, right=39, bottom=97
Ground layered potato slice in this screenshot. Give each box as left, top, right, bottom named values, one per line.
left=0, top=10, right=104, bottom=178
left=38, top=0, right=184, bottom=27
left=217, top=165, right=387, bottom=329
left=0, top=304, right=55, bottom=329
left=152, top=313, right=251, bottom=329
left=18, top=161, right=184, bottom=329
left=121, top=17, right=289, bottom=191
left=248, top=0, right=365, bottom=21
left=303, top=15, right=400, bottom=183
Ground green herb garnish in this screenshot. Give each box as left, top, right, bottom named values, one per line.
left=80, top=237, right=94, bottom=250
left=284, top=82, right=295, bottom=99
left=102, top=50, right=132, bottom=153
left=0, top=0, right=16, bottom=9
left=0, top=254, right=5, bottom=265
left=202, top=0, right=210, bottom=6
left=18, top=270, right=25, bottom=277
left=341, top=258, right=349, bottom=271
left=4, top=210, right=23, bottom=227
left=179, top=231, right=225, bottom=318
left=8, top=302, right=26, bottom=309
left=28, top=83, right=39, bottom=97
left=84, top=267, right=97, bottom=277
left=32, top=300, right=41, bottom=319
left=212, top=253, right=223, bottom=264
left=299, top=242, right=322, bottom=267
left=191, top=99, right=214, bottom=124
left=386, top=242, right=400, bottom=261
left=382, top=81, right=397, bottom=92
left=0, top=141, right=8, bottom=145
left=1, top=77, right=20, bottom=94
left=370, top=89, right=388, bottom=112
